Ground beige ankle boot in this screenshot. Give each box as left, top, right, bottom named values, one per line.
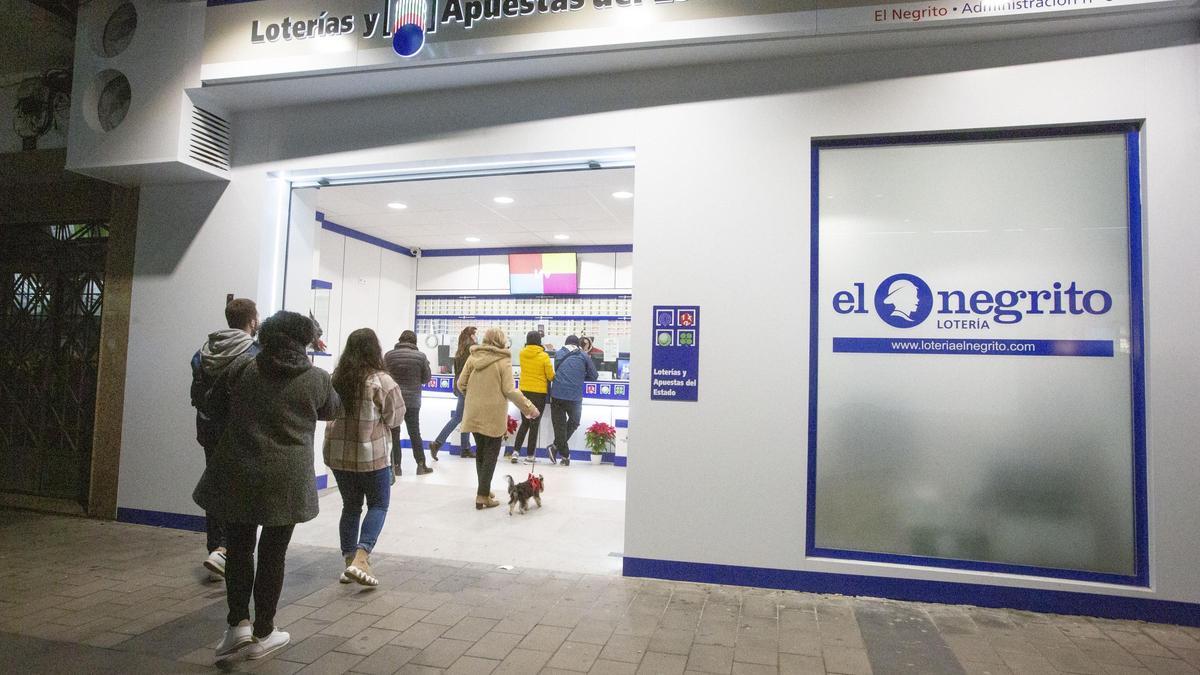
left=346, top=549, right=379, bottom=587
left=339, top=554, right=353, bottom=584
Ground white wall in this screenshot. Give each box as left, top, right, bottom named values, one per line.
left=416, top=251, right=631, bottom=294
left=116, top=23, right=1200, bottom=607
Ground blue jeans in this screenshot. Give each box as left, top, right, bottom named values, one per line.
left=331, top=467, right=391, bottom=555
left=434, top=392, right=471, bottom=450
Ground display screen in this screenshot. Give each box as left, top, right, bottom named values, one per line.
left=508, top=252, right=578, bottom=295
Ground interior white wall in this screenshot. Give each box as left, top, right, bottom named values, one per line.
left=115, top=23, right=1200, bottom=606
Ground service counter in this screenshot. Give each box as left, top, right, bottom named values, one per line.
left=417, top=374, right=629, bottom=465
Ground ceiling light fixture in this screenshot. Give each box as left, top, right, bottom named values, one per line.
left=387, top=202, right=408, bottom=210
left=612, top=191, right=634, bottom=200
left=554, top=234, right=570, bottom=241
left=465, top=236, right=481, bottom=243
left=493, top=196, right=515, bottom=204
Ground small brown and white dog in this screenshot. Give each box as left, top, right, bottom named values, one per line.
left=506, top=474, right=545, bottom=515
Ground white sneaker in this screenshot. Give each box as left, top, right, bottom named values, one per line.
left=203, top=550, right=227, bottom=579
left=214, top=621, right=253, bottom=659
left=524, top=457, right=536, bottom=464
left=245, top=628, right=290, bottom=660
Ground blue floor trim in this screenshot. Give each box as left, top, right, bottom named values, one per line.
left=117, top=507, right=206, bottom=533
left=622, top=557, right=1200, bottom=627
left=316, top=474, right=329, bottom=490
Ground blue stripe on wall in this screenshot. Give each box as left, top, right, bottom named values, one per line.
left=318, top=214, right=416, bottom=257
left=621, top=557, right=1200, bottom=627
left=117, top=507, right=207, bottom=533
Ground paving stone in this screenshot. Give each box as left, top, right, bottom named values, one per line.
left=958, top=662, right=1014, bottom=675
left=732, top=663, right=778, bottom=675
left=570, top=621, right=618, bottom=646
left=336, top=628, right=401, bottom=656
left=687, top=643, right=735, bottom=674
left=310, top=600, right=367, bottom=624
left=281, top=634, right=350, bottom=664
left=601, top=634, right=651, bottom=664
left=638, top=651, right=688, bottom=675
left=650, top=627, right=696, bottom=655
left=547, top=641, right=604, bottom=672
left=297, top=650, right=365, bottom=675
left=411, top=637, right=473, bottom=668
left=284, top=618, right=336, bottom=643
left=445, top=655, right=499, bottom=675
left=374, top=608, right=433, bottom=633
left=779, top=653, right=826, bottom=675
left=1134, top=655, right=1200, bottom=674
left=324, top=612, right=387, bottom=639
left=822, top=646, right=872, bottom=675
left=1038, top=644, right=1106, bottom=674
left=493, top=647, right=552, bottom=674
left=349, top=644, right=419, bottom=674
left=424, top=603, right=473, bottom=627
left=391, top=622, right=449, bottom=650
left=590, top=659, right=639, bottom=674
left=466, top=631, right=524, bottom=660
left=444, top=617, right=499, bottom=642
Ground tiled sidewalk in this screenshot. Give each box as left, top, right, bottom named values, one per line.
left=1, top=510, right=1198, bottom=674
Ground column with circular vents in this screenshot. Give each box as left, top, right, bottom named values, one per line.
left=67, top=0, right=231, bottom=186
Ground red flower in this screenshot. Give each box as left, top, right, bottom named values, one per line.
left=506, top=415, right=519, bottom=435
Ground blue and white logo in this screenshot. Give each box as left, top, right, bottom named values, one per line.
left=873, top=273, right=933, bottom=328
left=392, top=0, right=429, bottom=57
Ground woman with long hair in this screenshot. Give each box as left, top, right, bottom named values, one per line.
left=458, top=327, right=539, bottom=509
left=324, top=328, right=405, bottom=586
left=429, top=326, right=477, bottom=458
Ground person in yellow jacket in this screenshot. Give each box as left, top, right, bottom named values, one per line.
left=510, top=331, right=555, bottom=464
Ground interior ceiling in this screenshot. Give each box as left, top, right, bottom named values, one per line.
left=314, top=168, right=634, bottom=251
left=0, top=0, right=74, bottom=78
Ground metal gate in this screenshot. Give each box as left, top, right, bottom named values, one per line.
left=0, top=223, right=108, bottom=505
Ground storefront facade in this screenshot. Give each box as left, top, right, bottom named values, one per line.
left=66, top=0, right=1200, bottom=624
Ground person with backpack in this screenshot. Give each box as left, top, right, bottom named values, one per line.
left=549, top=335, right=598, bottom=466
left=189, top=298, right=260, bottom=582
left=193, top=311, right=340, bottom=662
left=384, top=331, right=434, bottom=476
left=324, top=328, right=405, bottom=587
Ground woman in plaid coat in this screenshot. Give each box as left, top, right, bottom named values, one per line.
left=323, top=328, right=405, bottom=586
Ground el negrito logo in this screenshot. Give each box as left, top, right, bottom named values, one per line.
left=832, top=273, right=1113, bottom=330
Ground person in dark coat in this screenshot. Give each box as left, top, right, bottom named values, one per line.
left=549, top=335, right=598, bottom=466
left=383, top=330, right=433, bottom=475
left=193, top=310, right=339, bottom=662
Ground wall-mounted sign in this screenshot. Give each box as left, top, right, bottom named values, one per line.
left=651, top=305, right=699, bottom=401
left=201, top=0, right=1181, bottom=82
left=808, top=125, right=1146, bottom=584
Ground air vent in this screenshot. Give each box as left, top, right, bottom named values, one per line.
left=188, top=105, right=230, bottom=172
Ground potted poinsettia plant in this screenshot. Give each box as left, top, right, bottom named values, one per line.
left=585, top=421, right=617, bottom=463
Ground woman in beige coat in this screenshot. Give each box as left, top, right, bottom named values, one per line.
left=458, top=328, right=539, bottom=509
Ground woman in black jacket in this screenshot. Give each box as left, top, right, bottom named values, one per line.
left=429, top=326, right=476, bottom=458
left=193, top=311, right=339, bottom=662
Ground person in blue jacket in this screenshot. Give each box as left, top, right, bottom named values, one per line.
left=548, top=335, right=597, bottom=466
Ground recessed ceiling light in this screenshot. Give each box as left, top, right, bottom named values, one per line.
left=387, top=202, right=408, bottom=210
left=465, top=236, right=481, bottom=243
left=554, top=234, right=570, bottom=241
left=612, top=191, right=634, bottom=200
left=493, top=196, right=514, bottom=204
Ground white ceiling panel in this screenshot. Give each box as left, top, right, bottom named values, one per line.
left=314, top=168, right=633, bottom=250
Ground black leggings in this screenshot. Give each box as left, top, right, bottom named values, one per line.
left=511, top=392, right=547, bottom=457
left=225, top=523, right=295, bottom=638
left=473, top=433, right=502, bottom=497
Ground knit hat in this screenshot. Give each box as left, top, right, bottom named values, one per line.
left=565, top=335, right=580, bottom=346
left=526, top=331, right=543, bottom=346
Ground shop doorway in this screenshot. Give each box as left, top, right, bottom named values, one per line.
left=284, top=164, right=634, bottom=575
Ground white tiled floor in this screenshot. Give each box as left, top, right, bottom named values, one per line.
left=292, top=454, right=626, bottom=575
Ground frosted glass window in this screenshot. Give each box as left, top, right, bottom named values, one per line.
left=811, top=131, right=1142, bottom=579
